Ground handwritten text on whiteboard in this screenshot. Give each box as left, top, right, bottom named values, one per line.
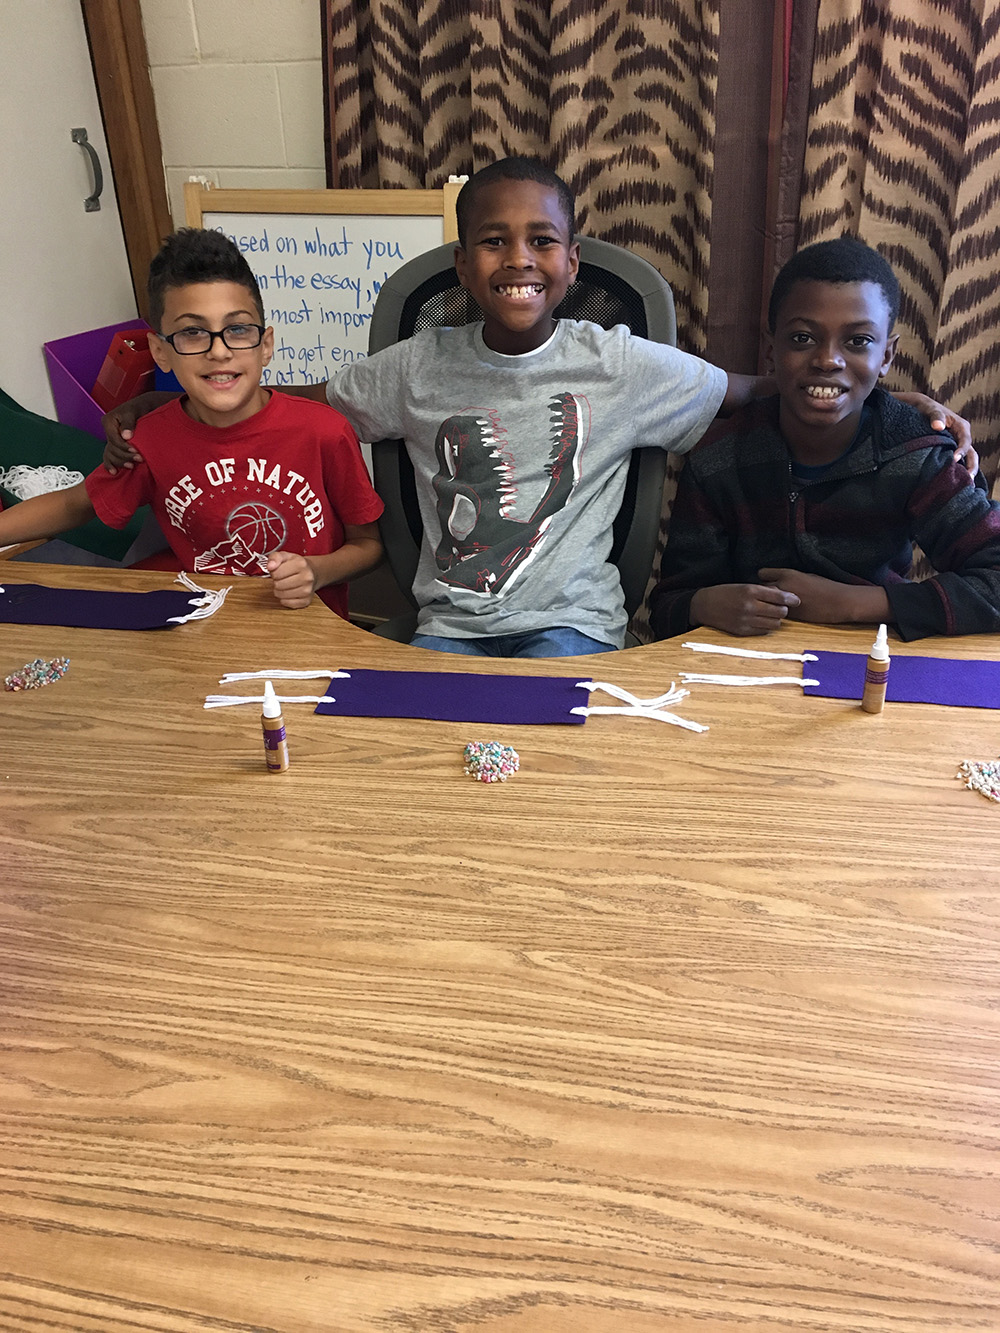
left=204, top=212, right=446, bottom=386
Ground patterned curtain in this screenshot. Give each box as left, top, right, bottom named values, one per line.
left=325, top=1, right=723, bottom=354
left=792, top=0, right=1000, bottom=488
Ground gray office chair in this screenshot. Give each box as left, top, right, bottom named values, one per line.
left=368, top=235, right=677, bottom=644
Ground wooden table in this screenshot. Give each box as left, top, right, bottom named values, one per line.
left=3, top=562, right=1000, bottom=1333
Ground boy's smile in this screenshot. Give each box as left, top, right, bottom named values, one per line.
left=766, top=279, right=898, bottom=464
left=149, top=281, right=273, bottom=429
left=454, top=179, right=579, bottom=355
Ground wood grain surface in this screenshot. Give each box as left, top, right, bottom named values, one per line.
left=3, top=564, right=1000, bottom=1333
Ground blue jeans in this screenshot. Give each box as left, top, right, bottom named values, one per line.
left=410, top=627, right=618, bottom=658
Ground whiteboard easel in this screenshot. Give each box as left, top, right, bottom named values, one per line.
left=183, top=183, right=461, bottom=388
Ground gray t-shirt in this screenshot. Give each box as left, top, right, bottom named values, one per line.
left=327, top=319, right=727, bottom=646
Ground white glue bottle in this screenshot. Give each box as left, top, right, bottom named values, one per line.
left=261, top=679, right=290, bottom=772
left=861, top=623, right=890, bottom=714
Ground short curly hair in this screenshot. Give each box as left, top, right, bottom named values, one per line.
left=456, top=157, right=576, bottom=249
left=148, top=228, right=264, bottom=330
left=768, top=236, right=901, bottom=332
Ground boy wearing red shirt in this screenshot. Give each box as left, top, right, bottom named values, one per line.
left=0, top=229, right=382, bottom=615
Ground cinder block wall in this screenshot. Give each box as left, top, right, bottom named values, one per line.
left=139, top=0, right=326, bottom=227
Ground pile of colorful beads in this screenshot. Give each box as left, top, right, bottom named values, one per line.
left=956, top=758, right=1000, bottom=804
left=463, top=740, right=520, bottom=784
left=4, top=656, right=70, bottom=692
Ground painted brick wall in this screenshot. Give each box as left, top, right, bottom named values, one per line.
left=139, top=0, right=326, bottom=227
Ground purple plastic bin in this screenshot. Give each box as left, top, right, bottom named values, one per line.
left=44, top=319, right=151, bottom=440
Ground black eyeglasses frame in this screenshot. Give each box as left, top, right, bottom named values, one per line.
left=158, top=324, right=266, bottom=355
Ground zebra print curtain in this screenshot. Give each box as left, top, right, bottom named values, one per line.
left=326, top=1, right=1000, bottom=467
left=324, top=1, right=729, bottom=358
left=793, top=1, right=1000, bottom=485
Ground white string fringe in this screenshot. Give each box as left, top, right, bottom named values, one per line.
left=0, top=463, right=84, bottom=498
left=679, top=671, right=819, bottom=687
left=572, top=680, right=708, bottom=731
left=205, top=693, right=334, bottom=708
left=682, top=640, right=818, bottom=663
left=166, top=571, right=233, bottom=623
left=207, top=667, right=348, bottom=708
left=219, top=668, right=349, bottom=683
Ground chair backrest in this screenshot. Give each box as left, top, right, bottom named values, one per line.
left=368, top=235, right=676, bottom=616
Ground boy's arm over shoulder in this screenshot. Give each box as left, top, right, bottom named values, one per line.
left=718, top=376, right=977, bottom=469
left=604, top=327, right=727, bottom=453
left=322, top=339, right=414, bottom=444
left=102, top=390, right=179, bottom=472
left=887, top=442, right=1000, bottom=639
left=314, top=404, right=384, bottom=528
left=86, top=440, right=155, bottom=529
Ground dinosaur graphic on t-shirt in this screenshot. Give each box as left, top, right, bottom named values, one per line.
left=431, top=392, right=589, bottom=596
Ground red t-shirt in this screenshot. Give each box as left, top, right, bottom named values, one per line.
left=86, top=392, right=383, bottom=618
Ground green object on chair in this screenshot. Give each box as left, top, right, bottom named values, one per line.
left=0, top=385, right=149, bottom=561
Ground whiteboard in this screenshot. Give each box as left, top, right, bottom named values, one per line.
left=185, top=184, right=461, bottom=391
left=203, top=210, right=445, bottom=387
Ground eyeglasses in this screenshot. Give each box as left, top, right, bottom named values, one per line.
left=159, top=323, right=265, bottom=355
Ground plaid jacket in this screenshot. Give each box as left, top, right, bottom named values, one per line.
left=650, top=389, right=1000, bottom=642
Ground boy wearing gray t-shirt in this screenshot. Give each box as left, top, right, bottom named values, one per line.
left=323, top=158, right=744, bottom=655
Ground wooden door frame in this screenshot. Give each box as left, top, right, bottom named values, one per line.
left=79, top=0, right=172, bottom=323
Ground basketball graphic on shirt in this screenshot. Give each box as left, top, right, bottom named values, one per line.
left=227, top=502, right=287, bottom=556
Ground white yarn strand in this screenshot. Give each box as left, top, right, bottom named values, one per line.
left=205, top=693, right=335, bottom=709
left=0, top=463, right=84, bottom=498
left=571, top=679, right=708, bottom=731
left=207, top=665, right=351, bottom=706
left=576, top=679, right=691, bottom=708
left=165, top=572, right=233, bottom=623
left=219, top=668, right=350, bottom=683
left=682, top=640, right=818, bottom=663
left=577, top=704, right=709, bottom=731
left=678, top=671, right=819, bottom=687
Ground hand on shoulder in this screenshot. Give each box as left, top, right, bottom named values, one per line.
left=892, top=391, right=978, bottom=474
left=102, top=390, right=178, bottom=472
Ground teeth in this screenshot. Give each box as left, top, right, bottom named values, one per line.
left=805, top=385, right=842, bottom=399
left=497, top=285, right=543, bottom=299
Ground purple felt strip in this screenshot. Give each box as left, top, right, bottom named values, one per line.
left=313, top=668, right=589, bottom=725
left=0, top=582, right=203, bottom=631
left=804, top=649, right=1000, bottom=709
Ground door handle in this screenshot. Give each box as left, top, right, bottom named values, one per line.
left=71, top=127, right=104, bottom=212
